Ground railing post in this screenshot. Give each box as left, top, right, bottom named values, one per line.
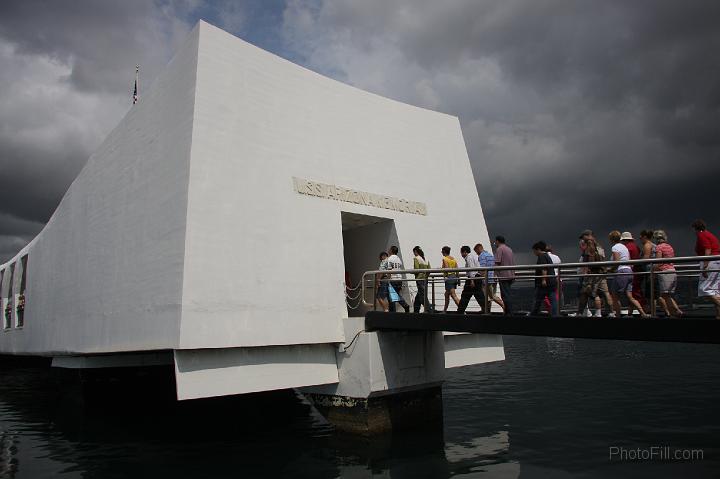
left=688, top=274, right=694, bottom=311
left=557, top=268, right=563, bottom=315
left=431, top=276, right=436, bottom=312
left=372, top=274, right=377, bottom=312
left=649, top=269, right=656, bottom=317
left=483, top=273, right=489, bottom=314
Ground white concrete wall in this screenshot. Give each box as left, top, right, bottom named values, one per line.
left=174, top=345, right=339, bottom=400
left=179, top=22, right=494, bottom=350
left=444, top=332, right=505, bottom=368
left=0, top=25, right=201, bottom=354
left=302, top=318, right=446, bottom=399
left=0, top=22, right=503, bottom=401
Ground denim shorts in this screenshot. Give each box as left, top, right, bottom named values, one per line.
left=444, top=279, right=459, bottom=291
left=376, top=283, right=388, bottom=299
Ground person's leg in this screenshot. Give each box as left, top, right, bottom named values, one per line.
left=413, top=281, right=424, bottom=313
left=632, top=274, right=645, bottom=309
left=626, top=291, right=646, bottom=316
left=530, top=286, right=545, bottom=316
left=451, top=290, right=460, bottom=307
left=599, top=278, right=615, bottom=314
left=457, top=281, right=473, bottom=313
left=658, top=295, right=670, bottom=316
left=604, top=292, right=614, bottom=312
left=378, top=297, right=389, bottom=312
left=588, top=280, right=601, bottom=315
left=418, top=279, right=433, bottom=313
left=489, top=284, right=505, bottom=312
left=549, top=286, right=559, bottom=316
left=709, top=295, right=720, bottom=319
left=657, top=274, right=672, bottom=315
left=599, top=279, right=614, bottom=316
left=531, top=286, right=546, bottom=315
left=543, top=295, right=551, bottom=313
left=594, top=295, right=603, bottom=314
left=450, top=281, right=461, bottom=307
left=388, top=300, right=396, bottom=312
left=377, top=284, right=390, bottom=312
left=624, top=276, right=646, bottom=316
left=617, top=275, right=635, bottom=316
left=444, top=281, right=451, bottom=312
left=393, top=282, right=410, bottom=312
left=472, top=281, right=485, bottom=312
left=705, top=263, right=720, bottom=318
left=592, top=278, right=607, bottom=316
left=669, top=296, right=682, bottom=317
left=576, top=290, right=589, bottom=314
left=665, top=274, right=682, bottom=317
left=611, top=285, right=622, bottom=316
left=500, top=280, right=513, bottom=314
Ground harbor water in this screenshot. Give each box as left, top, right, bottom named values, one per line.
left=1, top=335, right=718, bottom=478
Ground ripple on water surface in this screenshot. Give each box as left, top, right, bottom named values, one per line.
left=1, top=336, right=719, bottom=478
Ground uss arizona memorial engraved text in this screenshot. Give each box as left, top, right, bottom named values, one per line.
left=292, top=177, right=427, bottom=216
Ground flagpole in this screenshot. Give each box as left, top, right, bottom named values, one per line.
left=133, top=65, right=139, bottom=105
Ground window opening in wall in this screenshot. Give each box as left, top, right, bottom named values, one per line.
left=4, top=264, right=15, bottom=330
left=16, top=255, right=28, bottom=328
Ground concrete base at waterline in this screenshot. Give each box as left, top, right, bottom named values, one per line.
left=305, top=385, right=443, bottom=435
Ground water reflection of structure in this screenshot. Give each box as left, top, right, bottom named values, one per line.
left=445, top=431, right=519, bottom=477
left=0, top=365, right=522, bottom=479
left=0, top=432, right=18, bottom=478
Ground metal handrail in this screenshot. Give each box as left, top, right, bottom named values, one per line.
left=360, top=254, right=720, bottom=311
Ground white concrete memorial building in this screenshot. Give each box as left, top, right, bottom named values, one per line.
left=0, top=21, right=503, bottom=432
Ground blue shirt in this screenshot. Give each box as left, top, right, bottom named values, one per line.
left=478, top=250, right=495, bottom=282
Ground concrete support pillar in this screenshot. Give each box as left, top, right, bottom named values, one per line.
left=305, top=385, right=443, bottom=435
left=300, top=317, right=446, bottom=434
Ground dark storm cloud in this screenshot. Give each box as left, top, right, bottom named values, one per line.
left=0, top=0, right=189, bottom=92
left=0, top=0, right=198, bottom=262
left=282, top=0, right=720, bottom=263
left=1, top=0, right=719, bottom=265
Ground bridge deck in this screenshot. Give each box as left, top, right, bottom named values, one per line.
left=365, top=312, right=720, bottom=344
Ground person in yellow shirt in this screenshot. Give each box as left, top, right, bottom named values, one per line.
left=441, top=246, right=460, bottom=312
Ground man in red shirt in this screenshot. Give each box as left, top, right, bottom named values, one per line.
left=692, top=219, right=720, bottom=318
left=620, top=232, right=645, bottom=308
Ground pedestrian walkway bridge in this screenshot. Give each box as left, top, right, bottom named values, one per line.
left=358, top=253, right=720, bottom=344
left=365, top=311, right=720, bottom=344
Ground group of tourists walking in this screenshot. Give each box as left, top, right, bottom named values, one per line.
left=568, top=220, right=720, bottom=319
left=373, top=219, right=720, bottom=319
left=375, top=237, right=516, bottom=314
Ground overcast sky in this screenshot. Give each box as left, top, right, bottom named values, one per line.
left=1, top=0, right=718, bottom=264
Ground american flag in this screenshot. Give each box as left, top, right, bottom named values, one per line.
left=133, top=65, right=139, bottom=104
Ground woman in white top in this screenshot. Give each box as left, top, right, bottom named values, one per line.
left=609, top=230, right=648, bottom=317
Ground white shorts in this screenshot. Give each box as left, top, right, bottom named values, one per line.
left=657, top=271, right=677, bottom=294
left=698, top=260, right=720, bottom=297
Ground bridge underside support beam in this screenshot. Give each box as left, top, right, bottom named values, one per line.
left=365, top=312, right=720, bottom=344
